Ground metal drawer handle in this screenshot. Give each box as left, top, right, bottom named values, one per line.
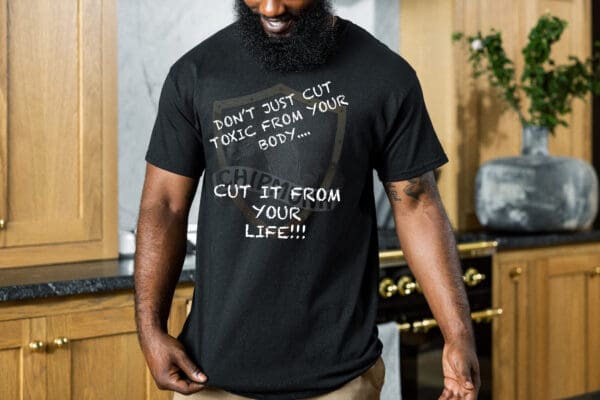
left=29, top=341, right=46, bottom=353
left=53, top=337, right=69, bottom=349
left=509, top=267, right=523, bottom=281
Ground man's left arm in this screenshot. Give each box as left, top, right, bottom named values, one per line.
left=383, top=170, right=481, bottom=400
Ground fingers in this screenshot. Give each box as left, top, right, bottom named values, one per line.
left=440, top=375, right=478, bottom=400
left=438, top=386, right=477, bottom=400
left=458, top=366, right=475, bottom=391
left=154, top=360, right=206, bottom=395
left=173, top=349, right=208, bottom=383
left=458, top=359, right=480, bottom=397
left=150, top=339, right=208, bottom=394
left=441, top=342, right=480, bottom=399
left=439, top=387, right=454, bottom=399
left=472, top=363, right=482, bottom=390
left=163, top=375, right=205, bottom=395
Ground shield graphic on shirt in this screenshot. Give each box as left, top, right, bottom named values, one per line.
left=210, top=83, right=347, bottom=231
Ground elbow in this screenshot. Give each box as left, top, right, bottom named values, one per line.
left=138, top=196, right=191, bottom=224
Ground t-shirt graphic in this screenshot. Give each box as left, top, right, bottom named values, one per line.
left=144, top=16, right=449, bottom=400
left=210, top=81, right=348, bottom=241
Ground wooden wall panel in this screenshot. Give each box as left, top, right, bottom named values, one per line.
left=400, top=0, right=460, bottom=226
left=0, top=0, right=7, bottom=248
left=400, top=0, right=593, bottom=230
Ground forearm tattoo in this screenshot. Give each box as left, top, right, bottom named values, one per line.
left=384, top=172, right=435, bottom=203
left=404, top=177, right=426, bottom=201
left=384, top=182, right=402, bottom=202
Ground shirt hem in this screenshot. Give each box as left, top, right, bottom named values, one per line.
left=377, top=153, right=449, bottom=182
left=222, top=348, right=384, bottom=400
left=144, top=153, right=202, bottom=179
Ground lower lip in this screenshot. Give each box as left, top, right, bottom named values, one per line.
left=260, top=17, right=294, bottom=35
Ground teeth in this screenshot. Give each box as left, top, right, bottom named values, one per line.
left=267, top=20, right=285, bottom=28
left=262, top=17, right=291, bottom=31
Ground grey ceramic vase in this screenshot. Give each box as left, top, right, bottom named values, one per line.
left=475, top=125, right=599, bottom=232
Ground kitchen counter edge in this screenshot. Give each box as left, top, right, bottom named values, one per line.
left=2, top=229, right=600, bottom=303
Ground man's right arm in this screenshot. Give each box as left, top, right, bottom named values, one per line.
left=134, top=163, right=208, bottom=394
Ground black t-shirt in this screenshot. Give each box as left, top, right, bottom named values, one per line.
left=145, top=16, right=448, bottom=400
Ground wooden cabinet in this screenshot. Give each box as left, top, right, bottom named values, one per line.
left=46, top=307, right=146, bottom=399
left=0, top=0, right=118, bottom=267
left=0, top=318, right=47, bottom=400
left=493, top=242, right=600, bottom=399
left=0, top=285, right=194, bottom=400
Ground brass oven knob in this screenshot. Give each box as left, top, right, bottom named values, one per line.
left=379, top=276, right=422, bottom=298
left=398, top=276, right=418, bottom=296
left=463, top=268, right=486, bottom=287
left=589, top=267, right=600, bottom=277
left=0, top=219, right=5, bottom=230
left=379, top=278, right=398, bottom=298
left=29, top=341, right=46, bottom=353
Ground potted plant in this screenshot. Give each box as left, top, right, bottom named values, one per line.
left=453, top=13, right=600, bottom=232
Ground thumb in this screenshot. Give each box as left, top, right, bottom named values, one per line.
left=174, top=351, right=207, bottom=383
left=463, top=378, right=475, bottom=390
left=460, top=367, right=475, bottom=390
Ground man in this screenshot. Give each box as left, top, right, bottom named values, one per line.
left=134, top=0, right=481, bottom=399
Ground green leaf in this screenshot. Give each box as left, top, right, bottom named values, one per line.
left=452, top=13, right=600, bottom=132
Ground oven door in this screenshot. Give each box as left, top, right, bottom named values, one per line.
left=398, top=309, right=494, bottom=399
left=377, top=247, right=499, bottom=400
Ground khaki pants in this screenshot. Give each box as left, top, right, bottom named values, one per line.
left=172, top=356, right=385, bottom=400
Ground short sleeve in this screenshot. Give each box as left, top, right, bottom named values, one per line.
left=374, top=75, right=448, bottom=183
left=144, top=68, right=205, bottom=179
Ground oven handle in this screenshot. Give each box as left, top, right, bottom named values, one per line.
left=397, top=307, right=503, bottom=333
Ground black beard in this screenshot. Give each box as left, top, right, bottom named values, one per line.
left=234, top=0, right=340, bottom=72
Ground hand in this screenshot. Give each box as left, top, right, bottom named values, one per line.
left=140, top=330, right=208, bottom=394
left=438, top=337, right=481, bottom=399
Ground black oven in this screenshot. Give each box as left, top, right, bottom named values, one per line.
left=376, top=241, right=499, bottom=400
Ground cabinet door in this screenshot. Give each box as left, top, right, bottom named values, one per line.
left=0, top=317, right=47, bottom=400
left=587, top=263, right=600, bottom=391
left=493, top=261, right=530, bottom=400
left=46, top=306, right=146, bottom=400
left=532, top=253, right=600, bottom=399
left=0, top=0, right=117, bottom=267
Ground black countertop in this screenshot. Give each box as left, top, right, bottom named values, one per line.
left=1, top=229, right=600, bottom=303
left=379, top=228, right=600, bottom=251
left=0, top=256, right=197, bottom=303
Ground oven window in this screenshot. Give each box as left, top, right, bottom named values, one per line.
left=400, top=321, right=492, bottom=399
